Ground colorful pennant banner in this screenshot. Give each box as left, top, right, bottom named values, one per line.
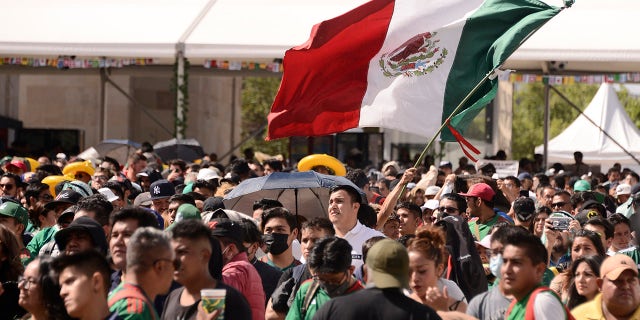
left=509, top=73, right=640, bottom=84
left=0, top=57, right=156, bottom=69
left=203, top=60, right=282, bottom=72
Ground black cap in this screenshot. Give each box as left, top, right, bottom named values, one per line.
left=513, top=197, right=535, bottom=221
left=54, top=216, right=107, bottom=254
left=209, top=218, right=244, bottom=245
left=45, top=190, right=84, bottom=210
left=137, top=167, right=163, bottom=184
left=203, top=197, right=225, bottom=212
left=149, top=179, right=175, bottom=200
left=580, top=200, right=606, bottom=217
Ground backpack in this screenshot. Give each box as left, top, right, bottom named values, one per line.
left=435, top=215, right=488, bottom=301
left=505, top=287, right=575, bottom=320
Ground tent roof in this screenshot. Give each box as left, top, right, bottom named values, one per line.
left=505, top=0, right=640, bottom=72
left=534, top=83, right=640, bottom=165
left=185, top=0, right=368, bottom=59
left=0, top=0, right=367, bottom=63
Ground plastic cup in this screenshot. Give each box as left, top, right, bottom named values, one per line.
left=201, top=289, right=226, bottom=318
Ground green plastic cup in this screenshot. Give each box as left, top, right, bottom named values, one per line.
left=201, top=289, right=226, bottom=318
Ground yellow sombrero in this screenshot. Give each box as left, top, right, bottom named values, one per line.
left=41, top=175, right=72, bottom=197
left=297, top=154, right=346, bottom=176
left=62, top=160, right=95, bottom=178
left=25, top=157, right=40, bottom=172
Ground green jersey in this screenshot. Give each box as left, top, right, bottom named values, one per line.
left=108, top=283, right=158, bottom=320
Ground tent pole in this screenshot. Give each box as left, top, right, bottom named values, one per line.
left=176, top=46, right=185, bottom=140
left=100, top=68, right=108, bottom=140
left=543, top=82, right=550, bottom=171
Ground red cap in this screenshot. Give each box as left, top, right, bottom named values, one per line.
left=6, top=160, right=26, bottom=173
left=459, top=183, right=495, bottom=202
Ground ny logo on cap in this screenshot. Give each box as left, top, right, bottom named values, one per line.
left=153, top=185, right=160, bottom=195
left=57, top=193, right=69, bottom=199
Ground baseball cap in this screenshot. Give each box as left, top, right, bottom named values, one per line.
left=0, top=202, right=28, bottom=226
left=149, top=179, right=175, bottom=200
left=517, top=172, right=533, bottom=181
left=425, top=186, right=441, bottom=196
left=365, top=238, right=409, bottom=289
left=574, top=179, right=591, bottom=192
left=421, top=199, right=439, bottom=211
left=54, top=216, right=108, bottom=254
left=44, top=189, right=84, bottom=210
left=459, top=183, right=495, bottom=202
left=6, top=160, right=27, bottom=173
left=439, top=161, right=452, bottom=168
left=98, top=188, right=119, bottom=202
left=197, top=168, right=220, bottom=181
left=616, top=184, right=632, bottom=196
left=203, top=197, right=225, bottom=212
left=136, top=167, right=162, bottom=184
left=209, top=218, right=244, bottom=245
left=174, top=204, right=200, bottom=223
left=600, top=254, right=638, bottom=281
left=475, top=234, right=492, bottom=249
left=133, top=192, right=152, bottom=207
left=513, top=197, right=535, bottom=221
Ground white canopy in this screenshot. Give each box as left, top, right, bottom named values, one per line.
left=0, top=0, right=367, bottom=63
left=505, top=0, right=640, bottom=72
left=534, top=83, right=640, bottom=167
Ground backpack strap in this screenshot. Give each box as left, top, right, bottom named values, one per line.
left=108, top=284, right=157, bottom=320
left=506, top=287, right=575, bottom=320
left=301, top=280, right=321, bottom=319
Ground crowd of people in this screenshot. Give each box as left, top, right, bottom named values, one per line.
left=0, top=145, right=639, bottom=320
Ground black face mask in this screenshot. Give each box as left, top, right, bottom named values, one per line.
left=320, top=273, right=351, bottom=298
left=262, top=233, right=290, bottom=255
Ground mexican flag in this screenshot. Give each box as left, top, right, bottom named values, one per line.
left=267, top=0, right=562, bottom=141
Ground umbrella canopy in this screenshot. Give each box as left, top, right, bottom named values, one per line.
left=223, top=171, right=366, bottom=219
left=153, top=138, right=205, bottom=163
left=77, top=139, right=140, bottom=165
left=95, top=139, right=141, bottom=164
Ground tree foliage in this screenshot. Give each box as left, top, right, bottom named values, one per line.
left=512, top=83, right=640, bottom=160
left=240, top=76, right=288, bottom=157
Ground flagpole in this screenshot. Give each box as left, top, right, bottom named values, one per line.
left=413, top=69, right=497, bottom=168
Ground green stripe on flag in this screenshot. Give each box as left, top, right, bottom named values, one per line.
left=441, top=0, right=561, bottom=142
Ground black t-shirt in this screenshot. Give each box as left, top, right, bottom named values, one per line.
left=312, top=287, right=442, bottom=320
left=161, top=282, right=251, bottom=320
left=252, top=258, right=282, bottom=305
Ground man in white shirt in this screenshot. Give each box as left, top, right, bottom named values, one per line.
left=328, top=185, right=384, bottom=269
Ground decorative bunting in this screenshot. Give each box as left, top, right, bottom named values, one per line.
left=509, top=73, right=640, bottom=84
left=0, top=57, right=156, bottom=69
left=203, top=59, right=282, bottom=72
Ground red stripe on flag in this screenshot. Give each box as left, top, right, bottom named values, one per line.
left=446, top=122, right=480, bottom=162
left=267, top=0, right=394, bottom=140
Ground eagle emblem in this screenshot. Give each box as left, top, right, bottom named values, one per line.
left=379, top=32, right=448, bottom=77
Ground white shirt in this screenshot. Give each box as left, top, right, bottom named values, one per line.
left=340, top=221, right=385, bottom=269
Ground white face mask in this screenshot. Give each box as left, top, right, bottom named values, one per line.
left=489, top=253, right=503, bottom=279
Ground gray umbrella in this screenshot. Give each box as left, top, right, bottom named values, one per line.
left=223, top=171, right=366, bottom=219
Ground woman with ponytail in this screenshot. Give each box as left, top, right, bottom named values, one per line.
left=407, top=225, right=467, bottom=312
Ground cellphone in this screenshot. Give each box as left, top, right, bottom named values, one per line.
left=548, top=216, right=572, bottom=231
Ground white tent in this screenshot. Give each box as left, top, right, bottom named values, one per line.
left=0, top=0, right=368, bottom=63
left=505, top=0, right=640, bottom=73
left=534, top=83, right=640, bottom=169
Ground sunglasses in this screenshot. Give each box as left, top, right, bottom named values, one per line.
left=438, top=206, right=459, bottom=214
left=0, top=183, right=14, bottom=190
left=551, top=202, right=566, bottom=208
